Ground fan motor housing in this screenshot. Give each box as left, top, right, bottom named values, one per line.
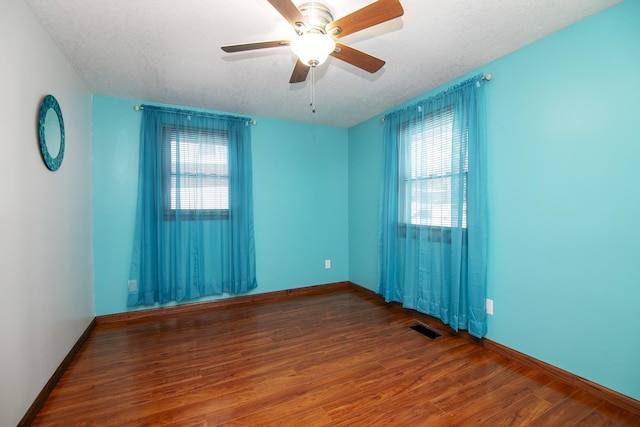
left=297, top=2, right=334, bottom=34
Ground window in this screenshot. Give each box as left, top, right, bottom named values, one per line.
left=402, top=106, right=467, bottom=228
left=162, top=125, right=229, bottom=219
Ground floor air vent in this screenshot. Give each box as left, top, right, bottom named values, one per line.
left=410, top=322, right=442, bottom=339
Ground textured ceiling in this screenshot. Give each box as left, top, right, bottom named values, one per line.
left=25, top=0, right=621, bottom=128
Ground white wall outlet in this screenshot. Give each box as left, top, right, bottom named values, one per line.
left=325, top=259, right=331, bottom=269
left=486, top=298, right=494, bottom=316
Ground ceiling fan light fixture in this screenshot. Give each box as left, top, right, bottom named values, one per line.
left=290, top=33, right=336, bottom=66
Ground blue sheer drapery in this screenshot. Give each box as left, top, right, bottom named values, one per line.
left=127, top=105, right=257, bottom=306
left=378, top=75, right=488, bottom=337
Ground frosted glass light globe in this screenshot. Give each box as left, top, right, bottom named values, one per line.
left=290, top=33, right=336, bottom=66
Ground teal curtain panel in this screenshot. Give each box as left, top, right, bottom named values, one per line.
left=378, top=75, right=488, bottom=337
left=128, top=105, right=257, bottom=306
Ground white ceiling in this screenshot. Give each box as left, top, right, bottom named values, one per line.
left=25, top=0, right=621, bottom=128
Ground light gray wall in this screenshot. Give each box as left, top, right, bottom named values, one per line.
left=0, top=1, right=94, bottom=425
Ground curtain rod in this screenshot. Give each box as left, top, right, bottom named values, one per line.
left=380, top=72, right=493, bottom=123
left=133, top=105, right=257, bottom=125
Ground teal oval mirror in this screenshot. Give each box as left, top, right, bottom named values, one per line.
left=38, top=94, right=65, bottom=171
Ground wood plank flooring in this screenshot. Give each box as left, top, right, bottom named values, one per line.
left=32, top=287, right=639, bottom=426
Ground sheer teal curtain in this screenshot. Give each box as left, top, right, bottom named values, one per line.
left=128, top=105, right=257, bottom=306
left=378, top=75, right=488, bottom=337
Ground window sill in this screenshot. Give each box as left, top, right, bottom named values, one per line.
left=399, top=224, right=467, bottom=243
left=163, top=209, right=229, bottom=221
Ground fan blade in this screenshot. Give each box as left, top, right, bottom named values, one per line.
left=331, top=43, right=385, bottom=73
left=326, top=0, right=404, bottom=39
left=289, top=59, right=310, bottom=83
left=266, top=0, right=306, bottom=29
left=221, top=40, right=290, bottom=53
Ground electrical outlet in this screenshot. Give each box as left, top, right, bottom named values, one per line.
left=486, top=299, right=494, bottom=316
left=325, top=259, right=331, bottom=269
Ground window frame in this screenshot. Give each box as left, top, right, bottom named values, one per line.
left=399, top=104, right=469, bottom=238
left=161, top=124, right=230, bottom=221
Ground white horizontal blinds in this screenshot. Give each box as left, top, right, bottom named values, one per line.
left=163, top=125, right=229, bottom=211
left=404, top=106, right=467, bottom=228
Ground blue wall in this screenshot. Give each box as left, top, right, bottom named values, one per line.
left=348, top=1, right=640, bottom=401
left=93, top=97, right=349, bottom=315
left=348, top=118, right=384, bottom=288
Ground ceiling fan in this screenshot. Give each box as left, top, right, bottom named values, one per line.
left=221, top=0, right=405, bottom=84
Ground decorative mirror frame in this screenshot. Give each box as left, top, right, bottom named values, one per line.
left=38, top=94, right=65, bottom=171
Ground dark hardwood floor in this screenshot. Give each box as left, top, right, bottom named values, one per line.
left=32, top=287, right=639, bottom=426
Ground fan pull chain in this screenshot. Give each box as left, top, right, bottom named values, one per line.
left=310, top=65, right=316, bottom=113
